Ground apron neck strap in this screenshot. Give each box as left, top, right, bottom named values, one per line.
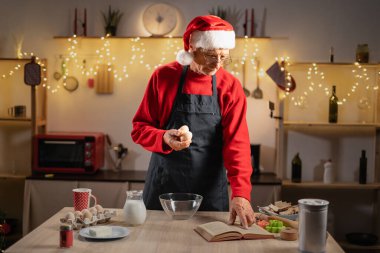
left=211, top=74, right=217, bottom=97
left=176, top=65, right=189, bottom=98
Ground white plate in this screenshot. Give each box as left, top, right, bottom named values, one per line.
left=79, top=226, right=129, bottom=240
left=258, top=207, right=298, bottom=221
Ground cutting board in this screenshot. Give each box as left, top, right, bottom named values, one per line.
left=96, top=64, right=114, bottom=94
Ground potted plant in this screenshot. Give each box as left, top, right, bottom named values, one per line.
left=209, top=6, right=243, bottom=33
left=101, top=5, right=124, bottom=36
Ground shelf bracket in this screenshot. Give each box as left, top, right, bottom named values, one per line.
left=269, top=101, right=283, bottom=120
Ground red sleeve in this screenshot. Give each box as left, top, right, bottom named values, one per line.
left=220, top=75, right=252, bottom=202
left=131, top=69, right=173, bottom=154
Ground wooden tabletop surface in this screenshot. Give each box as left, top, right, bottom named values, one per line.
left=6, top=207, right=344, bottom=253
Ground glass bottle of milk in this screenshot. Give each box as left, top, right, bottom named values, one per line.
left=123, top=190, right=146, bottom=225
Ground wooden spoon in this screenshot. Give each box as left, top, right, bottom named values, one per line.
left=242, top=61, right=250, bottom=97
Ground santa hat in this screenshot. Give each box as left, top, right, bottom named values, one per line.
left=176, top=15, right=236, bottom=65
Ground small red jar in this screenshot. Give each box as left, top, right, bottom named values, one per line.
left=60, top=224, right=73, bottom=248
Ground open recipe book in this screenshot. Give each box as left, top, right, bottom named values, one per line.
left=194, top=221, right=275, bottom=242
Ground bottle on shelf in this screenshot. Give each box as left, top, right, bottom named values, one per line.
left=323, top=159, right=334, bottom=184
left=359, top=150, right=367, bottom=184
left=328, top=85, right=338, bottom=123
left=291, top=153, right=302, bottom=183
left=356, top=44, right=369, bottom=63
left=329, top=47, right=334, bottom=63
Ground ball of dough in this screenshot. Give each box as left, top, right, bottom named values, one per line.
left=178, top=125, right=189, bottom=133
left=180, top=131, right=193, bottom=141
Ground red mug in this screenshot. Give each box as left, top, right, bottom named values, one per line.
left=73, top=188, right=97, bottom=211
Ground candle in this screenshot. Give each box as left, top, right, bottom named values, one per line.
left=244, top=9, right=248, bottom=36
left=84, top=8, right=87, bottom=36
left=251, top=8, right=255, bottom=37
left=74, top=8, right=77, bottom=35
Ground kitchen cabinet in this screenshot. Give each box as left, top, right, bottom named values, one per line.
left=22, top=170, right=146, bottom=235
left=227, top=184, right=281, bottom=210
left=250, top=173, right=282, bottom=210
left=0, top=58, right=47, bottom=176
left=277, top=62, right=380, bottom=182
left=0, top=176, right=25, bottom=249
left=0, top=58, right=47, bottom=249
left=129, top=182, right=145, bottom=191
left=276, top=62, right=380, bottom=252
left=251, top=184, right=281, bottom=210
left=281, top=181, right=379, bottom=238
left=22, top=179, right=129, bottom=235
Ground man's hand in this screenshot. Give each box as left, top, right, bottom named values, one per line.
left=163, top=129, right=192, bottom=151
left=228, top=197, right=255, bottom=229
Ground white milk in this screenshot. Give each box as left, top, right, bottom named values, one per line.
left=123, top=199, right=147, bottom=225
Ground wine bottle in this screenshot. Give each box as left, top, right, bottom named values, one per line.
left=291, top=153, right=302, bottom=183
left=330, top=47, right=334, bottom=63
left=359, top=150, right=367, bottom=184
left=329, top=85, right=338, bottom=123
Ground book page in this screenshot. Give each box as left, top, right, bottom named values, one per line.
left=195, top=221, right=242, bottom=241
left=233, top=224, right=274, bottom=239
left=195, top=221, right=274, bottom=242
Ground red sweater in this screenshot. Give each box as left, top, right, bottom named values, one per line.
left=131, top=61, right=252, bottom=201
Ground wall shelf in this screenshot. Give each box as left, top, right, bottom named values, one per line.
left=284, top=121, right=380, bottom=128
left=289, top=62, right=380, bottom=66
left=282, top=180, right=380, bottom=190
left=53, top=35, right=275, bottom=40
left=339, top=241, right=380, bottom=252
left=0, top=117, right=32, bottom=122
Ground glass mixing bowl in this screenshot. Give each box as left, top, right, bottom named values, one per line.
left=159, top=193, right=203, bottom=220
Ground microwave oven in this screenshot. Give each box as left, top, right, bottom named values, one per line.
left=33, top=132, right=105, bottom=174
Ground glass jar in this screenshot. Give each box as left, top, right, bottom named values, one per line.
left=123, top=190, right=146, bottom=226
left=356, top=44, right=369, bottom=63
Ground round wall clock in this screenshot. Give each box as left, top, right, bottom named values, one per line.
left=142, top=3, right=178, bottom=36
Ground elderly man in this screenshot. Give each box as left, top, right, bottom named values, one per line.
left=131, top=15, right=255, bottom=228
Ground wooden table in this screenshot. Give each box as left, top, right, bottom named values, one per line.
left=6, top=207, right=345, bottom=253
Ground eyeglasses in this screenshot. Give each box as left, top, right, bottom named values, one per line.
left=198, top=50, right=232, bottom=65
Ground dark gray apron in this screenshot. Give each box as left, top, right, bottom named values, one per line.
left=143, top=65, right=228, bottom=211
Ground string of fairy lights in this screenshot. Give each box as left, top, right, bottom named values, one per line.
left=50, top=35, right=181, bottom=93
left=49, top=35, right=262, bottom=94
left=229, top=36, right=260, bottom=78
left=285, top=61, right=380, bottom=109
left=1, top=52, right=48, bottom=88
left=0, top=36, right=299, bottom=99
left=2, top=36, right=380, bottom=103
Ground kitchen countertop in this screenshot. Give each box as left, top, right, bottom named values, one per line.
left=27, top=170, right=147, bottom=183
left=6, top=207, right=344, bottom=253
left=27, top=170, right=281, bottom=185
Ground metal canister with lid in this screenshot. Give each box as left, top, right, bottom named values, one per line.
left=298, top=199, right=329, bottom=253
left=60, top=224, right=73, bottom=248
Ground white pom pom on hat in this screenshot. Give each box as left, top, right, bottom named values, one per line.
left=176, top=49, right=194, bottom=66
left=176, top=15, right=236, bottom=65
